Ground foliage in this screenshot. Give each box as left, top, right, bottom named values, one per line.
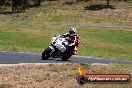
left=0, top=0, right=42, bottom=13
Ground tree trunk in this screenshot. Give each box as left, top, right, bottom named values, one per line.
left=106, top=0, right=110, bottom=7
left=36, top=0, right=41, bottom=6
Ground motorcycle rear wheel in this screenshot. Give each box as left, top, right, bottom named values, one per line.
left=61, top=53, right=72, bottom=61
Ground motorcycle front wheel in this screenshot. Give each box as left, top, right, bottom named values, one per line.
left=42, top=47, right=52, bottom=60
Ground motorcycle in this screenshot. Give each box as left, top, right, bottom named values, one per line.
left=42, top=35, right=73, bottom=61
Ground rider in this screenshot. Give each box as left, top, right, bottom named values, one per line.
left=61, top=27, right=80, bottom=55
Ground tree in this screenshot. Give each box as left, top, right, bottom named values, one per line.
left=37, top=0, right=41, bottom=6
left=1, top=0, right=43, bottom=13
left=106, top=0, right=110, bottom=7
left=0, top=0, right=5, bottom=6
left=34, top=0, right=41, bottom=6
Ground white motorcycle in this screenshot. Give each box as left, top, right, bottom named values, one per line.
left=42, top=35, right=72, bottom=61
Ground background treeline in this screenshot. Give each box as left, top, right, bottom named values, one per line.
left=0, top=0, right=43, bottom=6
left=0, top=0, right=44, bottom=13
left=0, top=0, right=131, bottom=13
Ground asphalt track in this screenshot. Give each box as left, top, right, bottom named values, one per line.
left=81, top=25, right=132, bottom=30
left=0, top=52, right=132, bottom=64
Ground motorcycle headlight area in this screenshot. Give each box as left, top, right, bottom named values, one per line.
left=55, top=44, right=66, bottom=52
left=62, top=41, right=69, bottom=46
left=51, top=37, right=57, bottom=43
left=60, top=46, right=66, bottom=52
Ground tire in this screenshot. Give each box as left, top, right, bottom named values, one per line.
left=76, top=76, right=87, bottom=85
left=42, top=47, right=52, bottom=60
left=61, top=53, right=72, bottom=61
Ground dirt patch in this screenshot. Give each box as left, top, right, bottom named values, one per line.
left=0, top=64, right=131, bottom=88
left=89, top=8, right=131, bottom=18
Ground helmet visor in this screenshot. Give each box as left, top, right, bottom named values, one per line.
left=69, top=31, right=75, bottom=35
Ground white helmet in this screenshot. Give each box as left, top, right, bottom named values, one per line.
left=69, top=27, right=76, bottom=36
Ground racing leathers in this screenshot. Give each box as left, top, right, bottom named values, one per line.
left=61, top=33, right=80, bottom=55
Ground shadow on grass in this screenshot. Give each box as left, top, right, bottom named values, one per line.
left=63, top=1, right=76, bottom=5
left=0, top=10, right=26, bottom=15
left=0, top=11, right=13, bottom=14
left=84, top=4, right=115, bottom=11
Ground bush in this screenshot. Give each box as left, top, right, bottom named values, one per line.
left=0, top=6, right=7, bottom=12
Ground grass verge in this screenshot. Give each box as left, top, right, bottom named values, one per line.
left=0, top=28, right=132, bottom=60
left=0, top=1, right=132, bottom=60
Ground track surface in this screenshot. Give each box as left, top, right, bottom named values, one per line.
left=0, top=52, right=132, bottom=64
left=81, top=25, right=132, bottom=30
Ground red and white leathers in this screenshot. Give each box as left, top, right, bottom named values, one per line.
left=61, top=33, right=80, bottom=55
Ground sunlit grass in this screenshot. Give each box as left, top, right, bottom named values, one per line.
left=0, top=1, right=132, bottom=60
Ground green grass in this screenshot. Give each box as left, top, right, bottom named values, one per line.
left=0, top=28, right=132, bottom=60
left=0, top=29, right=50, bottom=53
left=0, top=1, right=132, bottom=60
left=78, top=28, right=132, bottom=60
